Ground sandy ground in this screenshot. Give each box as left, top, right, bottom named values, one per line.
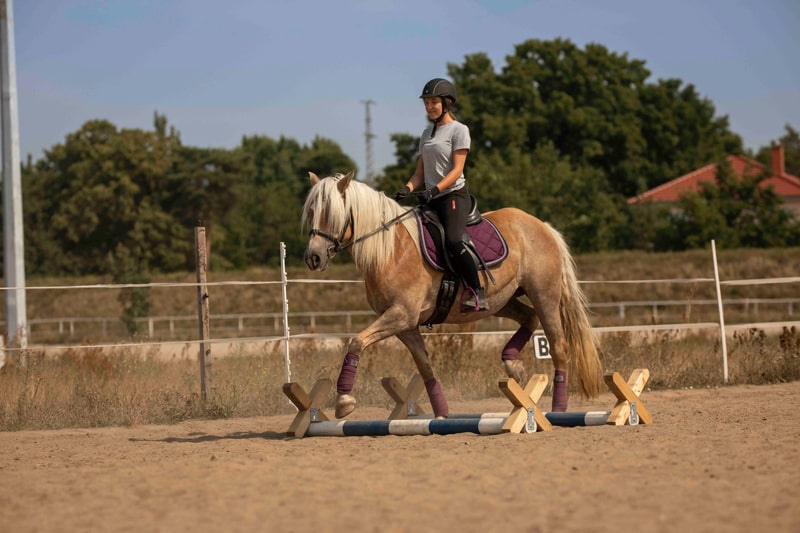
left=1, top=381, right=799, bottom=533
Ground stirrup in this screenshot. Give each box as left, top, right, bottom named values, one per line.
left=460, top=287, right=488, bottom=313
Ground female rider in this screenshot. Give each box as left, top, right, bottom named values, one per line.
left=394, top=78, right=487, bottom=312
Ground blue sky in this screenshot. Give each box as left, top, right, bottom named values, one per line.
left=13, top=0, right=800, bottom=177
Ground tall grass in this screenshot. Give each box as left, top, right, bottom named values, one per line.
left=2, top=326, right=798, bottom=431
left=2, top=247, right=798, bottom=431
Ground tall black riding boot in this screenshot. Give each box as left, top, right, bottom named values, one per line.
left=452, top=243, right=488, bottom=312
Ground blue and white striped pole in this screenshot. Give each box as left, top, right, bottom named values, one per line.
left=306, top=417, right=508, bottom=437
left=407, top=409, right=630, bottom=427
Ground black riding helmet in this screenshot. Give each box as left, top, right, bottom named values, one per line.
left=420, top=78, right=457, bottom=137
left=419, top=78, right=457, bottom=104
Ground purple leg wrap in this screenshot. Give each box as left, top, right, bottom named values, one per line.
left=336, top=352, right=360, bottom=394
left=552, top=369, right=568, bottom=412
left=425, top=378, right=449, bottom=418
left=501, top=326, right=533, bottom=361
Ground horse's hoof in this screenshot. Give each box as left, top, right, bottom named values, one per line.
left=335, top=394, right=356, bottom=418
left=503, top=360, right=528, bottom=386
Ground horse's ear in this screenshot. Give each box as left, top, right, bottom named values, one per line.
left=308, top=171, right=321, bottom=185
left=337, top=170, right=356, bottom=194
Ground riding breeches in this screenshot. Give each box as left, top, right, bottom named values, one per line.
left=429, top=187, right=481, bottom=290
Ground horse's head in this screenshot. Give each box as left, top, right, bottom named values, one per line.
left=302, top=170, right=356, bottom=271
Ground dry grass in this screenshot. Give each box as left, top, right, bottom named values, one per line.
left=2, top=326, right=798, bottom=432
left=2, top=247, right=799, bottom=431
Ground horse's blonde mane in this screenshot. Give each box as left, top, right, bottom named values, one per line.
left=302, top=173, right=420, bottom=273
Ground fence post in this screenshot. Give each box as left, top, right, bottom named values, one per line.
left=195, top=227, right=211, bottom=403
left=280, top=242, right=292, bottom=384
left=711, top=240, right=728, bottom=383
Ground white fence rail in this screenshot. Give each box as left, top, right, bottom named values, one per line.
left=7, top=297, right=798, bottom=340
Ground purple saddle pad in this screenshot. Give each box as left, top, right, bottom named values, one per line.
left=417, top=213, right=508, bottom=272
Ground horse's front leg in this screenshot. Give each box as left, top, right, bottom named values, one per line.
left=395, top=329, right=449, bottom=419
left=334, top=306, right=415, bottom=418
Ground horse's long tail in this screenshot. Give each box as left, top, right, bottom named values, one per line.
left=548, top=224, right=604, bottom=398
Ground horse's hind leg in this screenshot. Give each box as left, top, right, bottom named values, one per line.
left=395, top=329, right=449, bottom=418
left=527, top=292, right=570, bottom=412
left=495, top=298, right=540, bottom=386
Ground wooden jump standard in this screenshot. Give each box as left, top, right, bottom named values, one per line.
left=283, top=374, right=545, bottom=437
left=383, top=368, right=652, bottom=427
left=283, top=369, right=651, bottom=438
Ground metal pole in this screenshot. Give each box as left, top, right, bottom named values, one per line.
left=711, top=240, right=728, bottom=383
left=1, top=0, right=27, bottom=354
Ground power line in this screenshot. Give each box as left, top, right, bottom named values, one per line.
left=361, top=99, right=375, bottom=184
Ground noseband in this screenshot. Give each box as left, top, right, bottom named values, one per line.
left=309, top=208, right=354, bottom=258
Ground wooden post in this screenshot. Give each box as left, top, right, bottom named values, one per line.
left=604, top=369, right=652, bottom=425
left=499, top=375, right=552, bottom=433
left=195, top=227, right=211, bottom=403
left=283, top=379, right=333, bottom=437
left=383, top=375, right=428, bottom=419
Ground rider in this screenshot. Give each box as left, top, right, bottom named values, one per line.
left=394, top=78, right=487, bottom=312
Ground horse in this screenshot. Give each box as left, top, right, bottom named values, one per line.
left=302, top=170, right=603, bottom=419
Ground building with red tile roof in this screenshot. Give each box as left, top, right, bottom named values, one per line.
left=628, top=144, right=800, bottom=216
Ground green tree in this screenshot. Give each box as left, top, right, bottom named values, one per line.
left=468, top=142, right=627, bottom=251
left=449, top=39, right=743, bottom=198
left=25, top=117, right=188, bottom=275
left=216, top=134, right=357, bottom=268
left=381, top=38, right=746, bottom=252
left=166, top=145, right=244, bottom=270
left=638, top=79, right=742, bottom=191
left=375, top=133, right=420, bottom=193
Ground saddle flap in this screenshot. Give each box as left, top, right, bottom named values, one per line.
left=416, top=210, right=508, bottom=272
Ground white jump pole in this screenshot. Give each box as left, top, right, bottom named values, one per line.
left=711, top=240, right=728, bottom=383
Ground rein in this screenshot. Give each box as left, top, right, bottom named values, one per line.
left=309, top=205, right=419, bottom=257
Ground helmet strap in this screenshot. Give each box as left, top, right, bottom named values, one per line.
left=429, top=97, right=449, bottom=138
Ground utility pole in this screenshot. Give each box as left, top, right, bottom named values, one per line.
left=1, top=0, right=27, bottom=353
left=361, top=99, right=375, bottom=184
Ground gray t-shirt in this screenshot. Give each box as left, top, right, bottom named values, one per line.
left=418, top=120, right=471, bottom=192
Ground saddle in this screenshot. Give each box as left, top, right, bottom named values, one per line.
left=416, top=196, right=509, bottom=327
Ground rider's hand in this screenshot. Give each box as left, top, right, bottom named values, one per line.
left=418, top=186, right=440, bottom=204
left=393, top=185, right=411, bottom=202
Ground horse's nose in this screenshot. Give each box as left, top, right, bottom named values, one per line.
left=305, top=250, right=321, bottom=270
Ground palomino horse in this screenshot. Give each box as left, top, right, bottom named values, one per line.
left=302, top=170, right=603, bottom=418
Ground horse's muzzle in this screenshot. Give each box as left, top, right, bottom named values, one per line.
left=304, top=249, right=326, bottom=271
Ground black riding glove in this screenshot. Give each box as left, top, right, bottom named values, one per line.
left=394, top=185, right=411, bottom=202
left=418, top=186, right=440, bottom=204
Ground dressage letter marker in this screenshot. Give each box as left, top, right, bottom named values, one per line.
left=533, top=335, right=551, bottom=359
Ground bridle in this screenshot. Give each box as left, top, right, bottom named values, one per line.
left=308, top=207, right=355, bottom=258
left=308, top=205, right=419, bottom=259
